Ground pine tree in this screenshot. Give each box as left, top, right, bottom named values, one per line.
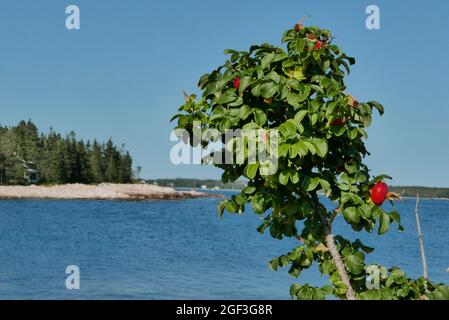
left=0, top=121, right=135, bottom=185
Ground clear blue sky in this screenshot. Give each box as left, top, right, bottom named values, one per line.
left=0, top=0, right=448, bottom=186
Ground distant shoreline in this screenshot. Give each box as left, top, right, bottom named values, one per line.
left=0, top=183, right=223, bottom=201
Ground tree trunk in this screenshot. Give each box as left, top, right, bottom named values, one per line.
left=312, top=192, right=356, bottom=300
left=323, top=219, right=356, bottom=300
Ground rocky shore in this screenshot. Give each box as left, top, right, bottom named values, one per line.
left=0, top=183, right=222, bottom=200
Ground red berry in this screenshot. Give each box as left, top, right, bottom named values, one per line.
left=314, top=41, right=323, bottom=50
left=371, top=181, right=389, bottom=206
left=233, top=77, right=240, bottom=89
left=294, top=23, right=303, bottom=31
left=336, top=166, right=345, bottom=173
left=330, top=118, right=345, bottom=126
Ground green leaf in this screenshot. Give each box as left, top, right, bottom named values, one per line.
left=302, top=140, right=316, bottom=155
left=378, top=212, right=391, bottom=235
left=225, top=199, right=239, bottom=213
left=358, top=289, right=382, bottom=300
left=427, top=286, right=449, bottom=300
left=303, top=177, right=321, bottom=192
left=268, top=258, right=279, bottom=271
left=244, top=163, right=259, bottom=179
left=251, top=194, right=265, bottom=214
left=217, top=92, right=237, bottom=104
left=373, top=174, right=393, bottom=182
left=320, top=260, right=336, bottom=275
left=290, top=171, right=300, bottom=184
left=358, top=204, right=372, bottom=220
left=251, top=83, right=262, bottom=97
left=253, top=109, right=267, bottom=126
left=290, top=283, right=301, bottom=298
left=345, top=254, right=364, bottom=275
left=368, top=101, right=384, bottom=115
left=312, top=139, right=328, bottom=158
left=286, top=87, right=311, bottom=108
left=347, top=128, right=358, bottom=140
left=238, top=76, right=253, bottom=94
left=294, top=110, right=308, bottom=123
left=279, top=170, right=290, bottom=185
left=390, top=211, right=404, bottom=231
left=292, top=141, right=308, bottom=157
left=219, top=118, right=232, bottom=132
left=267, top=71, right=281, bottom=83
left=217, top=200, right=226, bottom=218
left=343, top=207, right=360, bottom=223
left=279, top=143, right=290, bottom=157
left=319, top=179, right=331, bottom=196
left=261, top=53, right=276, bottom=69
left=309, top=113, right=318, bottom=126
left=260, top=82, right=278, bottom=99
left=235, top=194, right=247, bottom=206
left=279, top=120, right=298, bottom=139
left=239, top=105, right=253, bottom=120
left=242, top=186, right=256, bottom=194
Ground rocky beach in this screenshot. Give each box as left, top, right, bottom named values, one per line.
left=0, top=183, right=222, bottom=200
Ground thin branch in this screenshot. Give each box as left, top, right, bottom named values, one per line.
left=415, top=191, right=428, bottom=279
left=312, top=193, right=356, bottom=300
left=322, top=218, right=356, bottom=300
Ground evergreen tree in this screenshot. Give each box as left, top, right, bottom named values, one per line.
left=0, top=120, right=135, bottom=185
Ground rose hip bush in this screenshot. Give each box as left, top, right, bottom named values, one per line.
left=171, top=23, right=449, bottom=300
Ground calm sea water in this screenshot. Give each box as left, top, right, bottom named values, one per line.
left=0, top=191, right=447, bottom=299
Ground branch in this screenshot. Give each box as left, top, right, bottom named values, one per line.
left=415, top=191, right=428, bottom=279
left=312, top=193, right=356, bottom=300
left=322, top=218, right=356, bottom=300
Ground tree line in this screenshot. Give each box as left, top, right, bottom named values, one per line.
left=389, top=186, right=449, bottom=199
left=147, top=178, right=449, bottom=199
left=0, top=120, right=136, bottom=185
left=146, top=178, right=246, bottom=190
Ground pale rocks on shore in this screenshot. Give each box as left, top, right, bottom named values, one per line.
left=0, top=183, right=223, bottom=201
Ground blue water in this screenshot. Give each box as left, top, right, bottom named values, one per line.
left=0, top=192, right=447, bottom=299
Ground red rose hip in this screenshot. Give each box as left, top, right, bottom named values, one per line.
left=370, top=181, right=389, bottom=206
left=330, top=118, right=345, bottom=126
left=233, top=77, right=240, bottom=89
left=294, top=23, right=304, bottom=31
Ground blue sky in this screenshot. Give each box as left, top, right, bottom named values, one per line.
left=0, top=0, right=448, bottom=186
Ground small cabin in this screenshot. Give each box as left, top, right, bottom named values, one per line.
left=22, top=161, right=39, bottom=184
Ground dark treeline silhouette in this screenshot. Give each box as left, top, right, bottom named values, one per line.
left=147, top=178, right=246, bottom=190
left=0, top=120, right=134, bottom=185
left=389, top=186, right=449, bottom=199
left=147, top=179, right=449, bottom=198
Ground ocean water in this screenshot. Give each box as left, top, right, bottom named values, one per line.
left=0, top=191, right=447, bottom=299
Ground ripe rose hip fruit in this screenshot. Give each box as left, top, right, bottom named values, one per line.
left=336, top=165, right=345, bottom=174
left=294, top=23, right=303, bottom=31
left=315, top=41, right=323, bottom=50
left=330, top=118, right=345, bottom=126
left=233, top=77, right=240, bottom=89
left=371, top=181, right=389, bottom=206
